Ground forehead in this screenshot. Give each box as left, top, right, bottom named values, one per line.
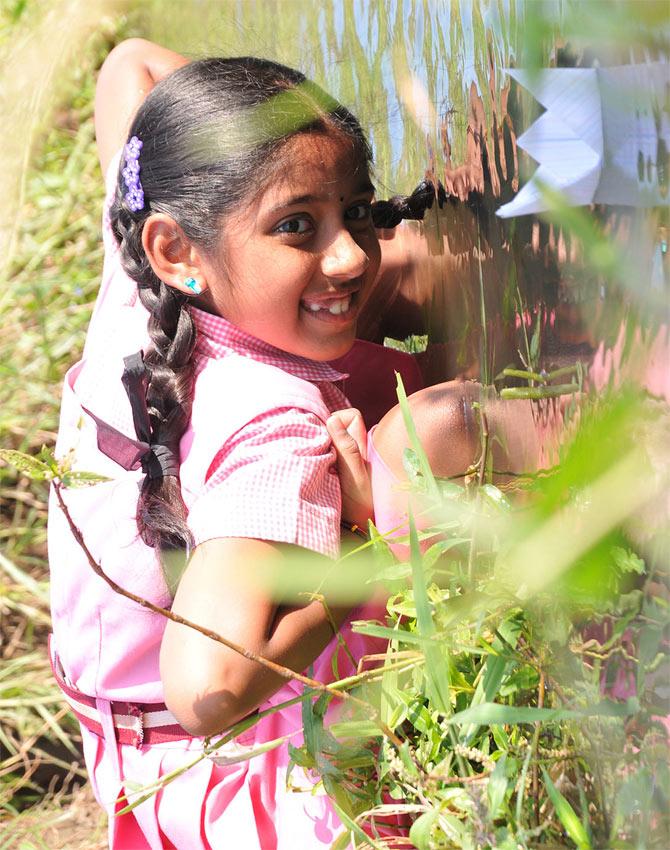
left=258, top=132, right=372, bottom=208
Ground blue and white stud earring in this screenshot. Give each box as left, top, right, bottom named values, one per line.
left=184, top=276, right=203, bottom=296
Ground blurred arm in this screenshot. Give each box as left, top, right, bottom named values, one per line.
left=160, top=537, right=350, bottom=736
left=94, top=38, right=189, bottom=173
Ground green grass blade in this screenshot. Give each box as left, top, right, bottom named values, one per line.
left=395, top=372, right=440, bottom=500
left=0, top=551, right=49, bottom=604
left=541, top=766, right=592, bottom=849
left=462, top=616, right=521, bottom=743
left=409, top=509, right=451, bottom=714
left=409, top=809, right=439, bottom=849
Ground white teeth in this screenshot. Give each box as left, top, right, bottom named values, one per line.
left=303, top=296, right=351, bottom=315
left=328, top=297, right=350, bottom=315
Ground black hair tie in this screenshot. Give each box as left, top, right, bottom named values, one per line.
left=81, top=351, right=179, bottom=480
left=371, top=179, right=448, bottom=228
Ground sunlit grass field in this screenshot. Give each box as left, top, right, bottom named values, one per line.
left=1, top=4, right=133, bottom=842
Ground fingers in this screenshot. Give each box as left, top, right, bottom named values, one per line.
left=326, top=409, right=373, bottom=529
left=326, top=408, right=367, bottom=462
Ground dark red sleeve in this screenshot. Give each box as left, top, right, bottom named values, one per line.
left=330, top=339, right=425, bottom=430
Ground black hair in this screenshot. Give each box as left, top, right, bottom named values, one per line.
left=109, top=57, right=372, bottom=556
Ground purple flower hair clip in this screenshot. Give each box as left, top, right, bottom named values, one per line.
left=122, top=135, right=145, bottom=213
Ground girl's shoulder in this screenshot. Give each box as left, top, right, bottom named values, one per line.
left=183, top=352, right=336, bottom=494
left=192, top=352, right=332, bottom=431
left=180, top=354, right=339, bottom=521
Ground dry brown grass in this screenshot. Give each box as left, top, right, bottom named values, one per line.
left=1, top=783, right=107, bottom=850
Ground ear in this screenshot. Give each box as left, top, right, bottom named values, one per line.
left=141, top=213, right=209, bottom=297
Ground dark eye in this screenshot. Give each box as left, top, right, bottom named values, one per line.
left=275, top=216, right=312, bottom=234
left=345, top=203, right=372, bottom=222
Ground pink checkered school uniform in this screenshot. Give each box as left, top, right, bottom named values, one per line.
left=48, top=156, right=421, bottom=849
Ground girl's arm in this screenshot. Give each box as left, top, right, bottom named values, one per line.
left=160, top=537, right=352, bottom=736
left=94, top=38, right=188, bottom=173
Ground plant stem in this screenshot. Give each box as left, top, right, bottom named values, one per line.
left=515, top=742, right=533, bottom=841
left=502, top=367, right=546, bottom=383
left=477, top=223, right=489, bottom=387
left=304, top=591, right=358, bottom=670
left=500, top=383, right=578, bottom=400
left=531, top=671, right=545, bottom=826
left=467, top=404, right=489, bottom=583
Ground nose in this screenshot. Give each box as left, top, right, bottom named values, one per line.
left=320, top=229, right=370, bottom=282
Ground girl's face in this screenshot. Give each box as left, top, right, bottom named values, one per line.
left=199, top=133, right=381, bottom=362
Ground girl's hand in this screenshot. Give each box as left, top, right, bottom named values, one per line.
left=326, top=408, right=373, bottom=530
left=94, top=39, right=189, bottom=173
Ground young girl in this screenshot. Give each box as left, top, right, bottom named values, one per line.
left=47, top=38, right=433, bottom=850
left=48, top=37, right=541, bottom=848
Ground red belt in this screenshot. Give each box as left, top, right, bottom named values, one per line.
left=49, top=636, right=191, bottom=748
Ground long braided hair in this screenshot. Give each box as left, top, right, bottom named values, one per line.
left=109, top=58, right=372, bottom=555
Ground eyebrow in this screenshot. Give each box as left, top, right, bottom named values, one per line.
left=267, top=181, right=375, bottom=215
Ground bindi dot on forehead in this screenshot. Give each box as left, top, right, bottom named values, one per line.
left=339, top=196, right=344, bottom=202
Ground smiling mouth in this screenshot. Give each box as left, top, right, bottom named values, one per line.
left=300, top=291, right=359, bottom=321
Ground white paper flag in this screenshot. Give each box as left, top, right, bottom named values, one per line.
left=497, top=62, right=669, bottom=218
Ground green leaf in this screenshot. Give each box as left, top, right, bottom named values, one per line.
left=638, top=624, right=664, bottom=692
left=323, top=774, right=356, bottom=819
left=408, top=809, right=438, bottom=850
left=611, top=545, right=645, bottom=575
left=499, top=666, right=540, bottom=697
left=437, top=589, right=499, bottom=630
left=408, top=509, right=451, bottom=714
left=328, top=720, right=382, bottom=739
left=487, top=754, right=509, bottom=820
left=302, top=690, right=328, bottom=761
left=452, top=698, right=638, bottom=727
left=61, top=469, right=111, bottom=487
left=329, top=804, right=386, bottom=850
left=541, top=767, right=592, bottom=849
left=370, top=562, right=413, bottom=582
left=367, top=520, right=397, bottom=570
left=0, top=448, right=51, bottom=480
left=208, top=733, right=291, bottom=766
left=530, top=310, right=541, bottom=364
left=422, top=538, right=470, bottom=571
left=462, top=617, right=521, bottom=743
left=384, top=336, right=411, bottom=353
left=287, top=743, right=315, bottom=769
left=407, top=700, right=433, bottom=735
left=403, top=447, right=422, bottom=482
left=397, top=741, right=420, bottom=777
left=330, top=829, right=354, bottom=850
left=351, top=621, right=430, bottom=645
left=490, top=724, right=510, bottom=751
left=436, top=479, right=466, bottom=500
left=395, top=373, right=439, bottom=500
left=481, top=483, right=512, bottom=512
